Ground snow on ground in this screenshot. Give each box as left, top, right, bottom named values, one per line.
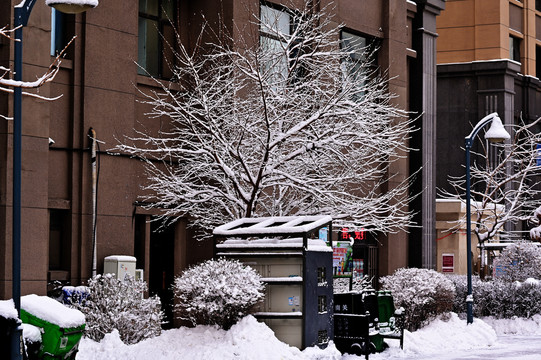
left=76, top=312, right=541, bottom=360
left=77, top=315, right=341, bottom=360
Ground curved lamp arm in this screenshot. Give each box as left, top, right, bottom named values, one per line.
left=465, top=112, right=504, bottom=148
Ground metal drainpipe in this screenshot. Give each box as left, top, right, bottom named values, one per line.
left=89, top=128, right=98, bottom=277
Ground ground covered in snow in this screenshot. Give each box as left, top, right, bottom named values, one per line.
left=76, top=313, right=541, bottom=360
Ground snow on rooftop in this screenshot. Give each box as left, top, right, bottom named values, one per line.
left=0, top=299, right=18, bottom=320
left=217, top=237, right=332, bottom=252
left=104, top=255, right=137, bottom=262
left=21, top=294, right=85, bottom=328
left=213, top=216, right=332, bottom=236
left=438, top=58, right=521, bottom=67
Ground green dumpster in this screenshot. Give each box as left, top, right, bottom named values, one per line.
left=21, top=295, right=85, bottom=360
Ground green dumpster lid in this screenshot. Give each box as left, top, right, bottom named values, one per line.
left=21, top=295, right=85, bottom=328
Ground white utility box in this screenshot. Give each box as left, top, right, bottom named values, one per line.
left=103, top=255, right=137, bottom=281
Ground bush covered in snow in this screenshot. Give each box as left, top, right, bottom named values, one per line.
left=449, top=275, right=541, bottom=318
left=71, top=274, right=163, bottom=344
left=380, top=268, right=455, bottom=331
left=492, top=241, right=541, bottom=282
left=173, top=258, right=265, bottom=329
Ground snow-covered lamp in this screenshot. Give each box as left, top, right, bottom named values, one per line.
left=46, top=0, right=98, bottom=14
left=484, top=114, right=511, bottom=143
left=464, top=111, right=510, bottom=326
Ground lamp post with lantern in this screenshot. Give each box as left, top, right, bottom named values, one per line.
left=464, top=112, right=510, bottom=325
left=10, top=1, right=97, bottom=359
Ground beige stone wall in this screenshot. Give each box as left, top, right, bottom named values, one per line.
left=437, top=0, right=541, bottom=77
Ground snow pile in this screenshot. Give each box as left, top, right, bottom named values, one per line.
left=77, top=313, right=503, bottom=360
left=22, top=323, right=42, bottom=344
left=0, top=299, right=18, bottom=320
left=382, top=313, right=497, bottom=356
left=77, top=315, right=341, bottom=360
left=21, top=294, right=85, bottom=328
left=483, top=314, right=541, bottom=336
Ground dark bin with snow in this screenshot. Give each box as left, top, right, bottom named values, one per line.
left=21, top=294, right=85, bottom=360
left=0, top=299, right=22, bottom=357
left=214, top=215, right=334, bottom=350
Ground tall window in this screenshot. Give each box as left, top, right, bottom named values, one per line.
left=49, top=209, right=70, bottom=272
left=50, top=9, right=74, bottom=57
left=537, top=46, right=541, bottom=78
left=138, top=0, right=175, bottom=78
left=260, top=3, right=292, bottom=85
left=341, top=30, right=373, bottom=100
left=509, top=36, right=521, bottom=63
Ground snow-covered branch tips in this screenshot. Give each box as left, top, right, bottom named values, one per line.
left=116, top=0, right=416, bottom=238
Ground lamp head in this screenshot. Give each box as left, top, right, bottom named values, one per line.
left=46, top=0, right=98, bottom=14
left=484, top=115, right=510, bottom=143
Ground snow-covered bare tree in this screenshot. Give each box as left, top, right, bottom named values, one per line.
left=0, top=25, right=73, bottom=117
left=116, top=1, right=415, bottom=237
left=440, top=116, right=541, bottom=245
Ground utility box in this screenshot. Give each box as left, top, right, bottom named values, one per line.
left=214, top=216, right=334, bottom=350
left=103, top=255, right=136, bottom=280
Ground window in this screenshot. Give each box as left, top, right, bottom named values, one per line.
left=537, top=0, right=541, bottom=12
left=318, top=295, right=327, bottom=313
left=260, top=3, right=292, bottom=86
left=49, top=210, right=70, bottom=271
left=341, top=30, right=375, bottom=100
left=50, top=9, right=74, bottom=57
left=138, top=0, right=176, bottom=78
left=509, top=36, right=521, bottom=63
left=317, top=267, right=326, bottom=285
left=537, top=46, right=541, bottom=78
left=317, top=330, right=328, bottom=345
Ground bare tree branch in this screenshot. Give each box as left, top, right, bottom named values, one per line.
left=0, top=32, right=75, bottom=100
left=116, top=1, right=417, bottom=238
left=441, top=116, right=541, bottom=244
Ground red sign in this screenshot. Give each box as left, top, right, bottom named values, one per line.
left=339, top=228, right=366, bottom=241
left=442, top=254, right=454, bottom=273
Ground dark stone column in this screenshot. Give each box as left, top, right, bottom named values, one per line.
left=409, top=0, right=445, bottom=270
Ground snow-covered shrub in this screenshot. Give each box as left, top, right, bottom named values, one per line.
left=447, top=274, right=490, bottom=316
left=450, top=275, right=541, bottom=318
left=493, top=241, right=541, bottom=282
left=71, top=274, right=163, bottom=344
left=380, top=268, right=455, bottom=331
left=173, top=258, right=265, bottom=329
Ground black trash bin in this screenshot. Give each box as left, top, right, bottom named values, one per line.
left=0, top=300, right=23, bottom=359
left=333, top=292, right=372, bottom=359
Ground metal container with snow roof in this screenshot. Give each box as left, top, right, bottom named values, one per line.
left=103, top=255, right=137, bottom=281
left=213, top=215, right=334, bottom=350
left=20, top=294, right=85, bottom=360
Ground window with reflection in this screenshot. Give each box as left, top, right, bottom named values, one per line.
left=260, top=3, right=292, bottom=86
left=138, top=0, right=176, bottom=78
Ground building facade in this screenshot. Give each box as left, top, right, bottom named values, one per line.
left=0, top=0, right=443, bottom=318
left=437, top=0, right=541, bottom=196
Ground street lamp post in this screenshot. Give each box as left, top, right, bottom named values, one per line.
left=10, top=1, right=97, bottom=359
left=464, top=112, right=510, bottom=324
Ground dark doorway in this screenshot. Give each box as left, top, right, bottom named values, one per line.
left=149, top=221, right=175, bottom=329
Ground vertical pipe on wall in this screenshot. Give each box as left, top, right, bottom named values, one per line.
left=89, top=128, right=97, bottom=277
